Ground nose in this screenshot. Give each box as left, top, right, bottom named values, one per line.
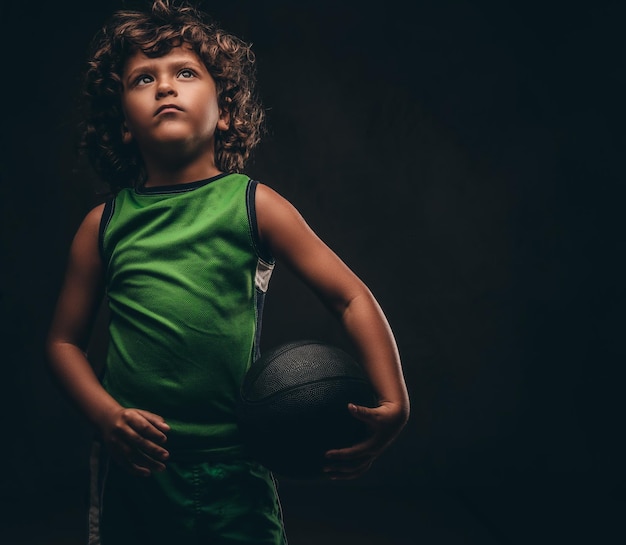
left=156, top=79, right=177, bottom=98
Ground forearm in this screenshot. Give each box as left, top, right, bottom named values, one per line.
left=46, top=340, right=122, bottom=432
left=339, top=289, right=410, bottom=418
left=47, top=340, right=171, bottom=476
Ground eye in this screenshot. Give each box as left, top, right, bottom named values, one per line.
left=134, top=74, right=153, bottom=86
left=178, top=68, right=196, bottom=79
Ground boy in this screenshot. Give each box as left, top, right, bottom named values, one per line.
left=46, top=1, right=410, bottom=543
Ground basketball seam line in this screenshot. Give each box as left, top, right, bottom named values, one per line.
left=239, top=376, right=372, bottom=404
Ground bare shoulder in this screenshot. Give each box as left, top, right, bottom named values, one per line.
left=255, top=182, right=298, bottom=219
left=69, top=202, right=107, bottom=265
left=76, top=202, right=106, bottom=237
left=83, top=202, right=106, bottom=230
left=254, top=182, right=312, bottom=231
left=254, top=183, right=316, bottom=256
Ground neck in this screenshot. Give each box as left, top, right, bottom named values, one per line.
left=140, top=141, right=223, bottom=188
left=144, top=164, right=223, bottom=188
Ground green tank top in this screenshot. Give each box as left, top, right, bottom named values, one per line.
left=99, top=173, right=274, bottom=458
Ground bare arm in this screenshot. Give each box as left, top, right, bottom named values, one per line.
left=256, top=184, right=410, bottom=478
left=46, top=205, right=170, bottom=476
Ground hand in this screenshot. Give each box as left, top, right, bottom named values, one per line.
left=100, top=408, right=171, bottom=477
left=323, top=401, right=408, bottom=480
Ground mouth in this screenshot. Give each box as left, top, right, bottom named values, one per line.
left=154, top=104, right=184, bottom=116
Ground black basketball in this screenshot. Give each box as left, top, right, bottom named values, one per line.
left=237, top=340, right=377, bottom=478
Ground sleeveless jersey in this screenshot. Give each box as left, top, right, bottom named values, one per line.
left=99, top=173, right=274, bottom=458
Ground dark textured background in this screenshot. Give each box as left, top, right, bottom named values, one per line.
left=1, top=0, right=624, bottom=543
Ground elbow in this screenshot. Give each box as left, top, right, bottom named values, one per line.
left=44, top=334, right=60, bottom=373
left=44, top=332, right=73, bottom=373
left=401, top=398, right=411, bottom=425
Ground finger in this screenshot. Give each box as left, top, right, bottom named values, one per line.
left=323, top=453, right=372, bottom=474
left=113, top=421, right=170, bottom=463
left=110, top=449, right=153, bottom=478
left=129, top=461, right=153, bottom=477
left=131, top=430, right=170, bottom=462
left=134, top=410, right=170, bottom=443
left=126, top=414, right=170, bottom=457
left=347, top=403, right=379, bottom=424
left=119, top=461, right=150, bottom=478
left=325, top=438, right=375, bottom=460
left=138, top=410, right=171, bottom=435
left=112, top=442, right=168, bottom=477
left=132, top=449, right=167, bottom=474
left=324, top=460, right=374, bottom=481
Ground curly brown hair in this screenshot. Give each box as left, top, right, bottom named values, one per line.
left=80, top=0, right=264, bottom=192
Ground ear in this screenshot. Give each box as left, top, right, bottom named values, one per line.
left=121, top=121, right=133, bottom=144
left=217, top=108, right=230, bottom=132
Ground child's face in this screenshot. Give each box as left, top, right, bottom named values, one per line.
left=120, top=45, right=228, bottom=154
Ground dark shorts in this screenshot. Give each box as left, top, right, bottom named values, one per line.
left=88, top=442, right=288, bottom=545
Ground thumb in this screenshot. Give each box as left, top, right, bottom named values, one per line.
left=348, top=403, right=377, bottom=423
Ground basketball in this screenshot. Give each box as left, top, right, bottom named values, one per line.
left=237, top=340, right=378, bottom=478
